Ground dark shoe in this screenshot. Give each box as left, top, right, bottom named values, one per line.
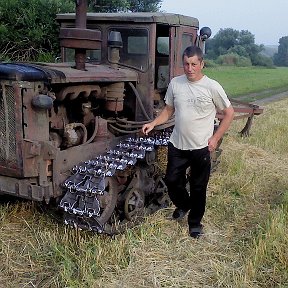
left=172, top=208, right=188, bottom=220
left=189, top=224, right=204, bottom=239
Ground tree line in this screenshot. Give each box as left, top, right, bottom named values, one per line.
left=205, top=28, right=288, bottom=67
left=273, top=36, right=288, bottom=67
left=0, top=0, right=287, bottom=67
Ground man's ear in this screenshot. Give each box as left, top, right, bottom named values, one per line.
left=201, top=61, right=205, bottom=69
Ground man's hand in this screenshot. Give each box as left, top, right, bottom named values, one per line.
left=142, top=123, right=155, bottom=135
left=141, top=104, right=174, bottom=136
left=208, top=136, right=219, bottom=152
left=209, top=105, right=234, bottom=151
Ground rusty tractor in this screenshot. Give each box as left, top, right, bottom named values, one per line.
left=0, top=0, right=262, bottom=234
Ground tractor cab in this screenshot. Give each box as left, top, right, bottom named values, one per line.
left=57, top=12, right=210, bottom=117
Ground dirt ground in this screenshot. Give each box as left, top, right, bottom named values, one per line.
left=253, top=90, right=288, bottom=105
left=233, top=89, right=288, bottom=105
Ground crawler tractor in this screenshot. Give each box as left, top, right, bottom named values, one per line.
left=0, top=0, right=263, bottom=234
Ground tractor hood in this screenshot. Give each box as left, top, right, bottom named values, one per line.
left=0, top=62, right=138, bottom=84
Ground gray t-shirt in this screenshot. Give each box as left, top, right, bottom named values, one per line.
left=165, top=74, right=231, bottom=150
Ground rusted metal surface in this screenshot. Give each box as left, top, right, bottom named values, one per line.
left=59, top=0, right=102, bottom=70
left=59, top=28, right=102, bottom=50
left=0, top=82, right=24, bottom=177
left=74, top=0, right=87, bottom=70
left=217, top=100, right=263, bottom=120
left=57, top=84, right=101, bottom=101
left=105, top=82, right=125, bottom=112
left=57, top=12, right=199, bottom=28
left=39, top=63, right=138, bottom=83
left=217, top=99, right=264, bottom=136
left=75, top=0, right=87, bottom=29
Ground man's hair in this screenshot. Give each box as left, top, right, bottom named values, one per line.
left=182, top=46, right=203, bottom=62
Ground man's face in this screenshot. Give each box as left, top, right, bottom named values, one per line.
left=183, top=55, right=204, bottom=82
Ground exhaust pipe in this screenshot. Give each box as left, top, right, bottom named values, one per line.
left=59, top=0, right=102, bottom=71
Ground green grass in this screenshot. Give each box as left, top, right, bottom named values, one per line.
left=204, top=66, right=288, bottom=98
left=0, top=71, right=288, bottom=287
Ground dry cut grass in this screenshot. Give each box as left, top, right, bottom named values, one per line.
left=0, top=98, right=288, bottom=287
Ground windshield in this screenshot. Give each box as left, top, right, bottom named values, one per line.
left=108, top=28, right=149, bottom=71
left=64, top=48, right=101, bottom=63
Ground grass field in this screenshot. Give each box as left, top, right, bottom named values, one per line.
left=0, top=67, right=288, bottom=287
left=205, top=66, right=288, bottom=100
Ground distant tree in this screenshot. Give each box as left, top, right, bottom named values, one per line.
left=0, top=0, right=74, bottom=61
left=88, top=0, right=129, bottom=12
left=205, top=28, right=268, bottom=66
left=273, top=36, right=288, bottom=66
left=89, top=0, right=163, bottom=12
left=208, top=28, right=239, bottom=56
left=128, top=0, right=163, bottom=12
left=204, top=38, right=217, bottom=59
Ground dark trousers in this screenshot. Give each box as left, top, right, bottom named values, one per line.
left=165, top=142, right=211, bottom=227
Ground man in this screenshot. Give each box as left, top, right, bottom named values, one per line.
left=142, top=46, right=234, bottom=238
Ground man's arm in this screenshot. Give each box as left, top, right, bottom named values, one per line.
left=142, top=104, right=175, bottom=135
left=208, top=105, right=234, bottom=152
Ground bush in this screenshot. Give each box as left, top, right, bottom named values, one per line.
left=0, top=0, right=74, bottom=61
left=252, top=54, right=275, bottom=68
left=36, top=52, right=57, bottom=63
left=203, top=59, right=218, bottom=68
left=216, top=53, right=252, bottom=67
left=236, top=56, right=252, bottom=67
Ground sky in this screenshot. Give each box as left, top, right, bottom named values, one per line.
left=160, top=0, right=288, bottom=46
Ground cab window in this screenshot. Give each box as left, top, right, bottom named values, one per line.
left=182, top=33, right=193, bottom=55
left=108, top=28, right=149, bottom=71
